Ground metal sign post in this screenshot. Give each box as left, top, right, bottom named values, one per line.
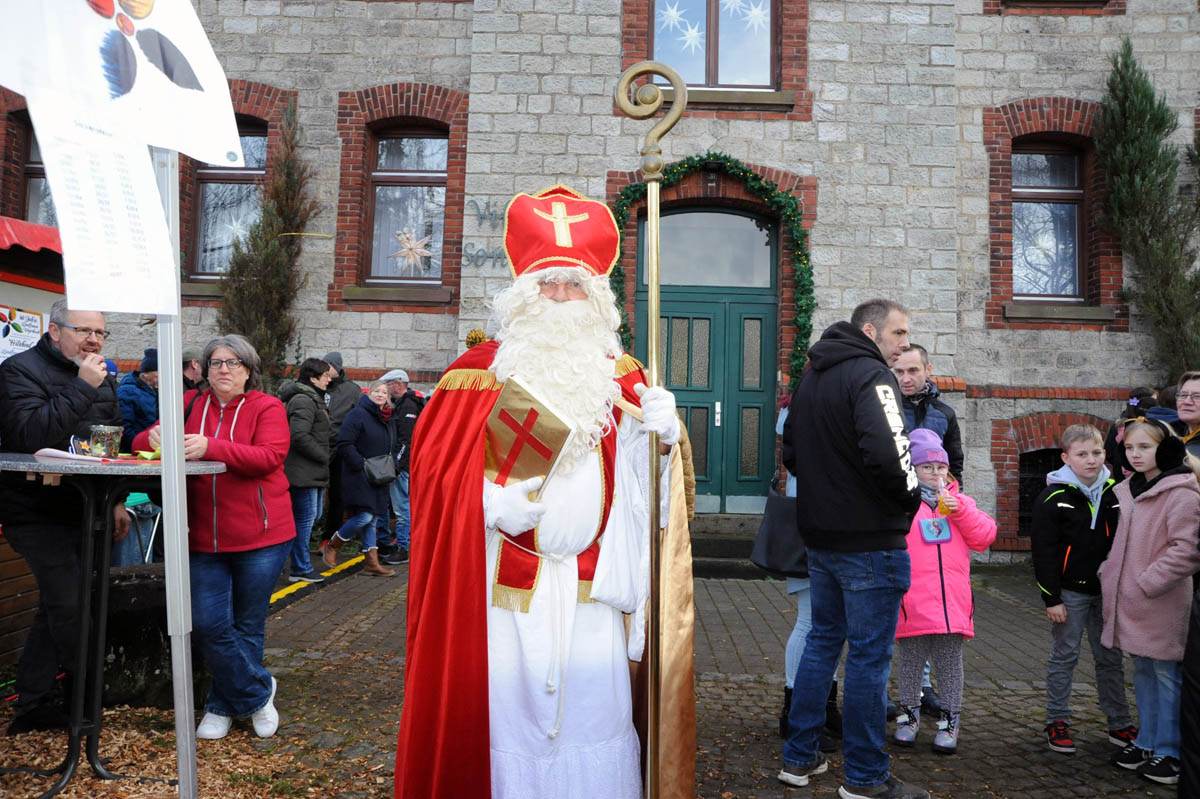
left=614, top=61, right=687, bottom=799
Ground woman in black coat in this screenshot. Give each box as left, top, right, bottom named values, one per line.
left=322, top=381, right=395, bottom=576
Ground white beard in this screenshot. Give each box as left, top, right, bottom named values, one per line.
left=491, top=296, right=621, bottom=474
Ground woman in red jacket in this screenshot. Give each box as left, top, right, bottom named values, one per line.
left=135, top=334, right=294, bottom=741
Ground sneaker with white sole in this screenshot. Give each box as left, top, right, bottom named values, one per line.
left=288, top=570, right=325, bottom=583
left=251, top=676, right=279, bottom=738
left=1111, top=742, right=1152, bottom=770
left=1137, top=754, right=1180, bottom=785
left=777, top=753, right=828, bottom=787
left=838, top=776, right=930, bottom=799
left=196, top=712, right=232, bottom=739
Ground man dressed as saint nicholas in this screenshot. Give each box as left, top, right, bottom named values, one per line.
left=394, top=185, right=694, bottom=798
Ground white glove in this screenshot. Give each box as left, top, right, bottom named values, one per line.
left=483, top=476, right=546, bottom=535
left=634, top=383, right=681, bottom=446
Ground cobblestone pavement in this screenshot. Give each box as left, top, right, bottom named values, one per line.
left=263, top=563, right=1176, bottom=798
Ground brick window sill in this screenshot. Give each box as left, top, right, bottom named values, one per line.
left=343, top=284, right=454, bottom=305
left=1003, top=301, right=1116, bottom=323
left=660, top=87, right=796, bottom=110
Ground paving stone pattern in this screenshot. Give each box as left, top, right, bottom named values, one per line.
left=264, top=563, right=1175, bottom=798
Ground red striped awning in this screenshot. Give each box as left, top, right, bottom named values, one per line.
left=0, top=216, right=61, bottom=254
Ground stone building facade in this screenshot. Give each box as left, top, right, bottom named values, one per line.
left=1, top=0, right=1198, bottom=549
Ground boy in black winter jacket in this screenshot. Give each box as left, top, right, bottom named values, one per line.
left=1032, top=424, right=1135, bottom=755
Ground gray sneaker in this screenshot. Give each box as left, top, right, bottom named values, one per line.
left=778, top=753, right=828, bottom=787
left=838, top=776, right=931, bottom=799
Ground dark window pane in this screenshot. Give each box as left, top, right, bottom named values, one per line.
left=1013, top=153, right=1077, bottom=188
left=1012, top=201, right=1078, bottom=296
left=651, top=212, right=773, bottom=287
left=653, top=0, right=707, bottom=85
left=740, top=406, right=759, bottom=478
left=29, top=134, right=42, bottom=162
left=718, top=2, right=771, bottom=86
left=25, top=178, right=56, bottom=227
left=670, top=317, right=689, bottom=387
left=689, top=406, right=708, bottom=476
left=377, top=138, right=448, bottom=172
left=370, top=185, right=445, bottom=278
left=742, top=317, right=761, bottom=388
left=691, top=318, right=710, bottom=389
left=198, top=183, right=261, bottom=274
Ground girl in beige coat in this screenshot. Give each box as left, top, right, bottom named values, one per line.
left=1099, top=418, right=1200, bottom=786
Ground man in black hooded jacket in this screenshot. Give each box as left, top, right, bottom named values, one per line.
left=0, top=300, right=129, bottom=735
left=778, top=298, right=925, bottom=799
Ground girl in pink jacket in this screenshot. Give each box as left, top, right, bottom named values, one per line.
left=893, top=429, right=997, bottom=755
left=1100, top=418, right=1200, bottom=786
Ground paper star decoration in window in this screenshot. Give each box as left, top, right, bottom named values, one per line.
left=392, top=229, right=434, bottom=270
left=657, top=0, right=686, bottom=32
left=679, top=21, right=703, bottom=54
left=720, top=0, right=745, bottom=15
left=743, top=0, right=769, bottom=33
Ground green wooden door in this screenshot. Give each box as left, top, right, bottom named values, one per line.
left=633, top=208, right=778, bottom=513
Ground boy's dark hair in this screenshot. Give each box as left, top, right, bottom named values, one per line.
left=1061, top=424, right=1103, bottom=451
left=1159, top=385, right=1179, bottom=410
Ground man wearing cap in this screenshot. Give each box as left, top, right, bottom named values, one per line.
left=395, top=186, right=694, bottom=798
left=182, top=346, right=205, bottom=392
left=377, top=369, right=424, bottom=564
left=320, top=352, right=361, bottom=543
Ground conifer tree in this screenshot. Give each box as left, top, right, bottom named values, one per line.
left=1096, top=38, right=1200, bottom=380
left=218, top=100, right=318, bottom=389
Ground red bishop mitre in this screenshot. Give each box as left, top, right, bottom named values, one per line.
left=503, top=185, right=620, bottom=279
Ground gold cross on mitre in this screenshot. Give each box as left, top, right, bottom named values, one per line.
left=533, top=201, right=589, bottom=247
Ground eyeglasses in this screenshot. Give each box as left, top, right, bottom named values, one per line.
left=1178, top=392, right=1200, bottom=403
left=208, top=358, right=244, bottom=371
left=57, top=323, right=110, bottom=340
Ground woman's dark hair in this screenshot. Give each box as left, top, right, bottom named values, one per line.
left=1158, top=385, right=1179, bottom=411
left=1120, top=386, right=1157, bottom=419
left=298, top=358, right=330, bottom=385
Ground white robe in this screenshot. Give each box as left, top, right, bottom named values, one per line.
left=484, top=415, right=656, bottom=799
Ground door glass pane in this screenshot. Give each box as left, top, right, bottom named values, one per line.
left=370, top=185, right=445, bottom=278
left=740, top=406, right=759, bottom=478
left=718, top=1, right=771, bottom=87
left=689, top=406, right=708, bottom=476
left=1012, top=201, right=1078, bottom=296
left=1013, top=153, right=1077, bottom=188
left=691, top=318, right=709, bottom=389
left=198, top=182, right=261, bottom=274
left=650, top=212, right=773, bottom=287
left=670, top=317, right=689, bottom=386
left=657, top=316, right=667, bottom=376
left=742, top=317, right=761, bottom=388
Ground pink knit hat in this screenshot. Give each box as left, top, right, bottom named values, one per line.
left=909, top=428, right=948, bottom=467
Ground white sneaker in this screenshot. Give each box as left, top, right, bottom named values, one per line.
left=196, top=712, right=232, bottom=739
left=251, top=676, right=279, bottom=738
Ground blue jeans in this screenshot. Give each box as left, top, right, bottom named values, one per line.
left=190, top=540, right=289, bottom=717
left=389, top=471, right=410, bottom=550
left=784, top=548, right=910, bottom=789
left=288, top=487, right=322, bottom=574
left=1133, top=656, right=1183, bottom=758
left=112, top=502, right=160, bottom=566
left=1045, top=588, right=1132, bottom=727
left=785, top=577, right=812, bottom=690
left=335, top=509, right=377, bottom=550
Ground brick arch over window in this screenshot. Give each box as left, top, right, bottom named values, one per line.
left=991, top=411, right=1112, bottom=550
left=0, top=89, right=29, bottom=219
left=331, top=83, right=467, bottom=313
left=983, top=96, right=1127, bottom=332
left=179, top=80, right=296, bottom=306
left=605, top=164, right=816, bottom=382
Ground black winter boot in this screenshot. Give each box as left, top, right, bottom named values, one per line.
left=825, top=680, right=842, bottom=737
left=779, top=686, right=792, bottom=738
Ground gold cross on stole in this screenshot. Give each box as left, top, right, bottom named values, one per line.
left=533, top=202, right=589, bottom=247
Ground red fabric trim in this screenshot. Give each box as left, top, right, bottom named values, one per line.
left=0, top=216, right=61, bottom=254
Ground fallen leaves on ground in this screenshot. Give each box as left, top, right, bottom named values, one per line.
left=0, top=705, right=375, bottom=798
